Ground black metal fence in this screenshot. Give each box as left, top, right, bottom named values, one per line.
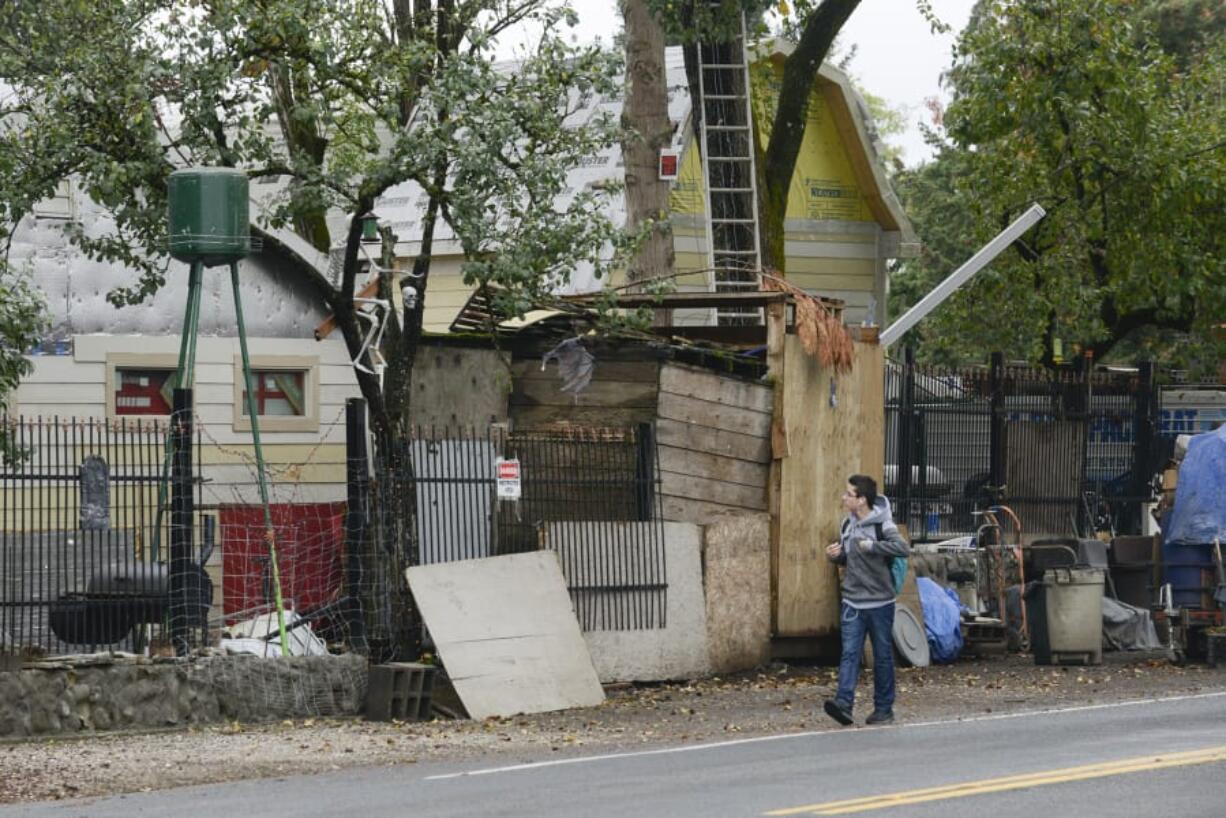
left=0, top=413, right=207, bottom=657
left=349, top=402, right=667, bottom=654
left=1, top=398, right=669, bottom=661
left=886, top=351, right=1163, bottom=542
left=503, top=424, right=666, bottom=632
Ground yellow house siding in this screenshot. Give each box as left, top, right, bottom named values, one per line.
left=785, top=274, right=875, bottom=313
left=668, top=137, right=707, bottom=217
left=650, top=63, right=882, bottom=322
left=752, top=60, right=875, bottom=226
left=418, top=257, right=476, bottom=333
left=786, top=257, right=876, bottom=280
left=671, top=210, right=713, bottom=290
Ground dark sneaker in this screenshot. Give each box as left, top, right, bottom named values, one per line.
left=823, top=699, right=854, bottom=726
left=865, top=710, right=894, bottom=725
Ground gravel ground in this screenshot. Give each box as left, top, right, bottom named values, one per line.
left=2, top=652, right=1223, bottom=805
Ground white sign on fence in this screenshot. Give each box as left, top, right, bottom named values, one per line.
left=495, top=457, right=522, bottom=500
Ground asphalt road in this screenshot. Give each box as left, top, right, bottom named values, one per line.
left=5, top=691, right=1226, bottom=818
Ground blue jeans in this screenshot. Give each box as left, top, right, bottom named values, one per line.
left=835, top=602, right=896, bottom=714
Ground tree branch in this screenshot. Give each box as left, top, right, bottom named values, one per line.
left=1093, top=305, right=1195, bottom=360
left=763, top=0, right=862, bottom=204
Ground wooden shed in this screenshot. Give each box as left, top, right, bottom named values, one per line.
left=421, top=289, right=884, bottom=649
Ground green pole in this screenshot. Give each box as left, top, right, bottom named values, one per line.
left=176, top=261, right=204, bottom=386
left=231, top=261, right=291, bottom=657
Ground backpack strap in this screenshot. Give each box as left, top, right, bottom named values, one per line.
left=875, top=522, right=893, bottom=567
left=844, top=520, right=887, bottom=544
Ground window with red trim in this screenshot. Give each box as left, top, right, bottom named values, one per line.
left=241, top=370, right=306, bottom=417
left=114, top=368, right=174, bottom=415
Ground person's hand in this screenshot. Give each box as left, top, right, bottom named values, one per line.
left=826, top=542, right=843, bottom=559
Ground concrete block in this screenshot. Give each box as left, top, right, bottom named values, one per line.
left=366, top=662, right=435, bottom=721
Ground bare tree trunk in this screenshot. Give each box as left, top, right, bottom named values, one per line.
left=621, top=0, right=675, bottom=291
left=382, top=160, right=447, bottom=432
left=268, top=64, right=332, bottom=253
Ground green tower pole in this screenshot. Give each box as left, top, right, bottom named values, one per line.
left=230, top=261, right=290, bottom=657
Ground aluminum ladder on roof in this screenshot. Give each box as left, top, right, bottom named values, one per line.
left=696, top=10, right=763, bottom=326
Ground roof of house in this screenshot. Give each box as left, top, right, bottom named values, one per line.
left=12, top=192, right=333, bottom=340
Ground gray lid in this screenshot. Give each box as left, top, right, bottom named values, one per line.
left=893, top=604, right=931, bottom=667
left=1044, top=567, right=1106, bottom=586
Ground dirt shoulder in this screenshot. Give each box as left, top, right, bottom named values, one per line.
left=2, top=651, right=1223, bottom=805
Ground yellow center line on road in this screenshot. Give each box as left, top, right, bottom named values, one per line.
left=765, top=745, right=1226, bottom=816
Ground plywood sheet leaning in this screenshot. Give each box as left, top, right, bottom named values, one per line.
left=774, top=338, right=884, bottom=637
left=405, top=551, right=605, bottom=719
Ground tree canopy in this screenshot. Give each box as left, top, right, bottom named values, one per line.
left=890, top=0, right=1226, bottom=369
left=0, top=0, right=629, bottom=431
left=0, top=268, right=45, bottom=429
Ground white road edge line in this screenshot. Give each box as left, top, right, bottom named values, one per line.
left=423, top=689, right=1226, bottom=781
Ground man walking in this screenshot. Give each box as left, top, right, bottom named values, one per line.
left=823, top=474, right=909, bottom=726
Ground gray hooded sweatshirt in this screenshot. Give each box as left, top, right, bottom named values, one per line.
left=829, top=496, right=910, bottom=608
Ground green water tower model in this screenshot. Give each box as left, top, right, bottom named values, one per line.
left=164, top=167, right=290, bottom=656
left=168, top=167, right=251, bottom=266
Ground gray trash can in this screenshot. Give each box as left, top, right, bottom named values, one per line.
left=1034, top=567, right=1105, bottom=665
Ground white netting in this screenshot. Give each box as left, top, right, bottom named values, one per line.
left=0, top=408, right=412, bottom=719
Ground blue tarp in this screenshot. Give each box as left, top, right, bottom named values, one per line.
left=916, top=577, right=964, bottom=664
left=1164, top=425, right=1226, bottom=546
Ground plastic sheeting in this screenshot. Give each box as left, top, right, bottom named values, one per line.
left=916, top=577, right=963, bottom=664
left=221, top=610, right=328, bottom=657
left=541, top=338, right=595, bottom=397
left=1165, top=425, right=1226, bottom=546
left=1101, top=597, right=1163, bottom=652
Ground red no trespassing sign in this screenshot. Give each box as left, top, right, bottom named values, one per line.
left=495, top=458, right=521, bottom=500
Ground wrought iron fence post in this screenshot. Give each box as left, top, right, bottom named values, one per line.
left=635, top=422, right=656, bottom=522
left=344, top=398, right=369, bottom=655
left=1072, top=352, right=1091, bottom=415
left=1133, top=361, right=1157, bottom=501
left=989, top=351, right=1006, bottom=500
left=169, top=388, right=197, bottom=656
left=895, top=347, right=916, bottom=530
left=1071, top=354, right=1093, bottom=535
left=915, top=409, right=931, bottom=536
